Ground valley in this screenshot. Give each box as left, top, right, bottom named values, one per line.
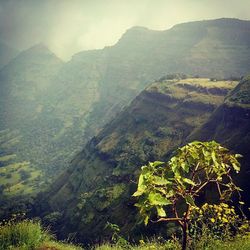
left=0, top=16, right=250, bottom=249
left=40, top=77, right=241, bottom=242
left=0, top=19, right=250, bottom=194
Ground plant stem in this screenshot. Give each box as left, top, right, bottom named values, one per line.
left=181, top=220, right=188, bottom=250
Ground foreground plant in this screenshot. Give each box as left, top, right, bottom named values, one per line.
left=133, top=141, right=243, bottom=250
left=0, top=218, right=82, bottom=250
left=0, top=219, right=48, bottom=250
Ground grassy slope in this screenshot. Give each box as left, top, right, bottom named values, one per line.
left=188, top=75, right=250, bottom=215
left=0, top=129, right=44, bottom=197
left=0, top=220, right=82, bottom=250
left=0, top=220, right=249, bottom=250
left=96, top=237, right=250, bottom=250
left=42, top=78, right=236, bottom=242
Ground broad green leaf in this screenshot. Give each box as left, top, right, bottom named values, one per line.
left=181, top=162, right=189, bottom=172
left=138, top=175, right=146, bottom=190
left=232, top=163, right=240, bottom=172
left=141, top=165, right=150, bottom=175
left=185, top=195, right=195, bottom=206
left=133, top=189, right=144, bottom=197
left=148, top=192, right=171, bottom=206
left=152, top=161, right=165, bottom=167
left=149, top=162, right=154, bottom=167
left=165, top=189, right=175, bottom=198
left=153, top=176, right=172, bottom=185
left=190, top=149, right=199, bottom=159
left=174, top=169, right=181, bottom=178
left=156, top=206, right=166, bottom=217
left=183, top=178, right=195, bottom=186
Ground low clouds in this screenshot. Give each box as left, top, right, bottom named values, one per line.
left=0, top=0, right=249, bottom=60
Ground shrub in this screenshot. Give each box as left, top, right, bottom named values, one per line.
left=189, top=203, right=249, bottom=241
left=133, top=141, right=243, bottom=250
left=0, top=219, right=49, bottom=250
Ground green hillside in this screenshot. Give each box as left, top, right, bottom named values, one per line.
left=0, top=44, right=65, bottom=179
left=1, top=18, right=250, bottom=187
left=0, top=129, right=44, bottom=196
left=188, top=75, right=250, bottom=213
left=39, top=78, right=238, bottom=242
left=0, top=219, right=249, bottom=250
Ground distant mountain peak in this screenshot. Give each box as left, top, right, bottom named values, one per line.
left=24, top=43, right=53, bottom=55
left=29, top=42, right=48, bottom=50
left=121, top=26, right=155, bottom=37
left=172, top=17, right=250, bottom=29
left=127, top=26, right=150, bottom=31
left=14, top=43, right=63, bottom=63
left=115, top=26, right=158, bottom=47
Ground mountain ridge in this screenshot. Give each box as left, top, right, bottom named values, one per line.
left=40, top=78, right=239, bottom=242
left=1, top=17, right=250, bottom=196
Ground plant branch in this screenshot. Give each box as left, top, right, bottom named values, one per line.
left=217, top=182, right=222, bottom=198
left=152, top=217, right=184, bottom=223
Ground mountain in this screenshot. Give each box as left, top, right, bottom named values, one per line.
left=0, top=41, right=19, bottom=69
left=55, top=18, right=250, bottom=145
left=1, top=18, right=250, bottom=194
left=51, top=18, right=250, bottom=139
left=41, top=18, right=250, bottom=170
left=0, top=44, right=64, bottom=181
left=40, top=78, right=238, bottom=242
left=188, top=75, right=250, bottom=209
left=0, top=43, right=63, bottom=126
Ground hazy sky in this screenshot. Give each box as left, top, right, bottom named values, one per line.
left=0, top=0, right=250, bottom=60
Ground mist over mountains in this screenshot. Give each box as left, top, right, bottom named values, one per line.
left=0, top=41, right=19, bottom=69
left=0, top=17, right=250, bottom=244
left=1, top=18, right=250, bottom=179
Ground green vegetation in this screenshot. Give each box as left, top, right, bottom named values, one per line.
left=188, top=76, right=250, bottom=213
left=0, top=129, right=44, bottom=197
left=0, top=18, right=250, bottom=248
left=94, top=235, right=250, bottom=250
left=41, top=75, right=250, bottom=243
left=0, top=218, right=249, bottom=249
left=133, top=141, right=245, bottom=249
left=0, top=219, right=48, bottom=250
left=1, top=18, right=250, bottom=190
left=226, top=75, right=250, bottom=106
left=0, top=219, right=81, bottom=250
left=1, top=139, right=250, bottom=249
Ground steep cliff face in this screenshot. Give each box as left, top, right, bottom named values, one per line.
left=64, top=18, right=250, bottom=142
left=188, top=76, right=250, bottom=210
left=1, top=18, right=250, bottom=191
left=43, top=78, right=236, bottom=242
